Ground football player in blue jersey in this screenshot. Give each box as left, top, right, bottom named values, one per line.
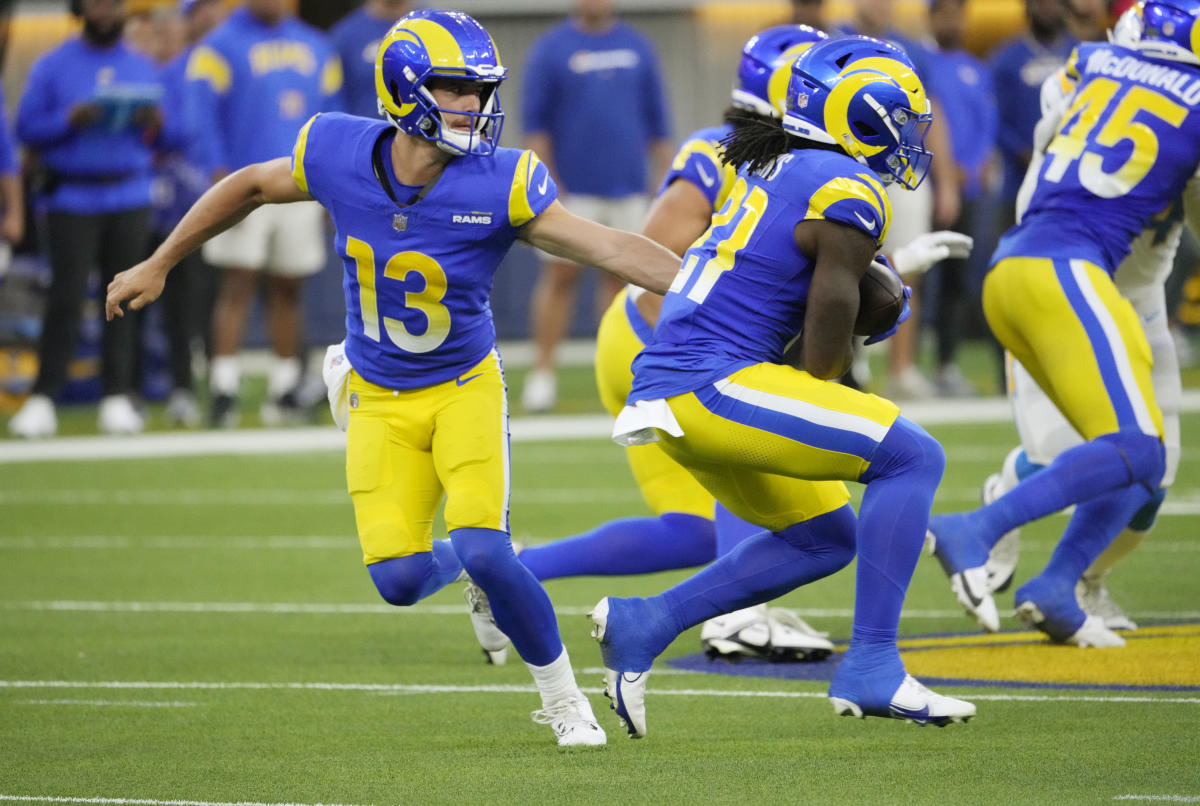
left=512, top=25, right=973, bottom=664
left=586, top=36, right=977, bottom=738
left=926, top=0, right=1200, bottom=647
left=518, top=25, right=843, bottom=664
left=930, top=1, right=1200, bottom=646
left=104, top=9, right=683, bottom=748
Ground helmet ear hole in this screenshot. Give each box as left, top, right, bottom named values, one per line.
left=853, top=121, right=879, bottom=138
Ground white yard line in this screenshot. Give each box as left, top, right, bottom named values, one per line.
left=0, top=600, right=957, bottom=618
left=6, top=600, right=1200, bottom=620
left=18, top=393, right=1200, bottom=465
left=1113, top=797, right=1200, bottom=803
left=0, top=796, right=373, bottom=806
left=2, top=535, right=1199, bottom=552
left=0, top=679, right=1197, bottom=705
left=0, top=488, right=644, bottom=506
left=15, top=700, right=197, bottom=708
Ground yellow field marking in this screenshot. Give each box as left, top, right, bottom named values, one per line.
left=901, top=625, right=1200, bottom=688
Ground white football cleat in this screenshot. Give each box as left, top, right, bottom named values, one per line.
left=701, top=605, right=771, bottom=658
left=531, top=695, right=606, bottom=748
left=166, top=389, right=201, bottom=428
left=950, top=565, right=1000, bottom=633
left=98, top=395, right=144, bottom=435
left=981, top=448, right=1023, bottom=593
left=1014, top=602, right=1126, bottom=648
left=8, top=394, right=57, bottom=439
left=601, top=667, right=648, bottom=739
left=830, top=674, right=976, bottom=727
left=462, top=581, right=509, bottom=665
left=521, top=368, right=556, bottom=413
left=1077, top=577, right=1138, bottom=631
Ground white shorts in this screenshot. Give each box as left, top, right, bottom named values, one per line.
left=537, top=194, right=649, bottom=261
left=881, top=180, right=932, bottom=253
left=202, top=201, right=327, bottom=276
left=1009, top=297, right=1181, bottom=487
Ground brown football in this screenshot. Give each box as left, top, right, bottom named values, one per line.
left=854, top=260, right=905, bottom=337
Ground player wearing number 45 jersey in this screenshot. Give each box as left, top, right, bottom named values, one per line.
left=588, top=36, right=977, bottom=738
left=927, top=0, right=1200, bottom=647
left=105, top=9, right=681, bottom=748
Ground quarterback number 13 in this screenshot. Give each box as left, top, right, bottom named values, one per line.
left=347, top=237, right=451, bottom=353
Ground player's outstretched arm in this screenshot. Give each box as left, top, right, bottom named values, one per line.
left=105, top=157, right=312, bottom=320
left=518, top=200, right=680, bottom=295
left=794, top=219, right=877, bottom=380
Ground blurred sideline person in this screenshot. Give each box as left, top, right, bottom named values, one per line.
left=187, top=0, right=343, bottom=427
left=927, top=0, right=1200, bottom=647
left=329, top=0, right=412, bottom=118
left=833, top=0, right=962, bottom=399
left=787, top=0, right=826, bottom=27
left=9, top=0, right=162, bottom=438
left=146, top=0, right=224, bottom=427
left=966, top=7, right=1195, bottom=634
left=589, top=37, right=976, bottom=738
left=107, top=10, right=682, bottom=747
left=519, top=0, right=672, bottom=413
left=0, top=83, right=23, bottom=278
left=989, top=0, right=1076, bottom=245
left=513, top=25, right=971, bottom=663
left=925, top=0, right=999, bottom=396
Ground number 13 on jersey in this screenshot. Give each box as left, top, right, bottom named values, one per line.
left=347, top=237, right=452, bottom=354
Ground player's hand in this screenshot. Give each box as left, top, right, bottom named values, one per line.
left=67, top=102, right=104, bottom=130
left=889, top=231, right=973, bottom=279
left=106, top=260, right=167, bottom=320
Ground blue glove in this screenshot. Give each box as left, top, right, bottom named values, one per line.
left=863, top=275, right=912, bottom=346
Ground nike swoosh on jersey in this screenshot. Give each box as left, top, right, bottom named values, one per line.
left=456, top=373, right=483, bottom=386
left=537, top=172, right=549, bottom=195
left=696, top=162, right=715, bottom=187
left=854, top=211, right=876, bottom=231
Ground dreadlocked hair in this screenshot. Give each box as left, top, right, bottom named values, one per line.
left=718, top=114, right=798, bottom=174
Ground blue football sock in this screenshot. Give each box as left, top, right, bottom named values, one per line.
left=714, top=502, right=768, bottom=557
left=855, top=416, right=946, bottom=642
left=366, top=538, right=463, bottom=606
left=517, top=513, right=715, bottom=581
left=1040, top=482, right=1155, bottom=586
left=450, top=527, right=561, bottom=666
left=970, top=431, right=1165, bottom=551
left=654, top=504, right=857, bottom=640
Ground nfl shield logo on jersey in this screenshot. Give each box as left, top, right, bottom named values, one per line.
left=393, top=213, right=408, bottom=232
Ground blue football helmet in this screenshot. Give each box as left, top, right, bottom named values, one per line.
left=783, top=35, right=933, bottom=190
left=375, top=10, right=507, bottom=156
left=732, top=24, right=829, bottom=118
left=1136, top=0, right=1200, bottom=65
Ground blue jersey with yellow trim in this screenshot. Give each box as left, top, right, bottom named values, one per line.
left=995, top=42, right=1200, bottom=272
left=292, top=112, right=556, bottom=390
left=658, top=123, right=738, bottom=212
left=629, top=147, right=890, bottom=402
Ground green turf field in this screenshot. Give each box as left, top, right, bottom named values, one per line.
left=2, top=409, right=1199, bottom=805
